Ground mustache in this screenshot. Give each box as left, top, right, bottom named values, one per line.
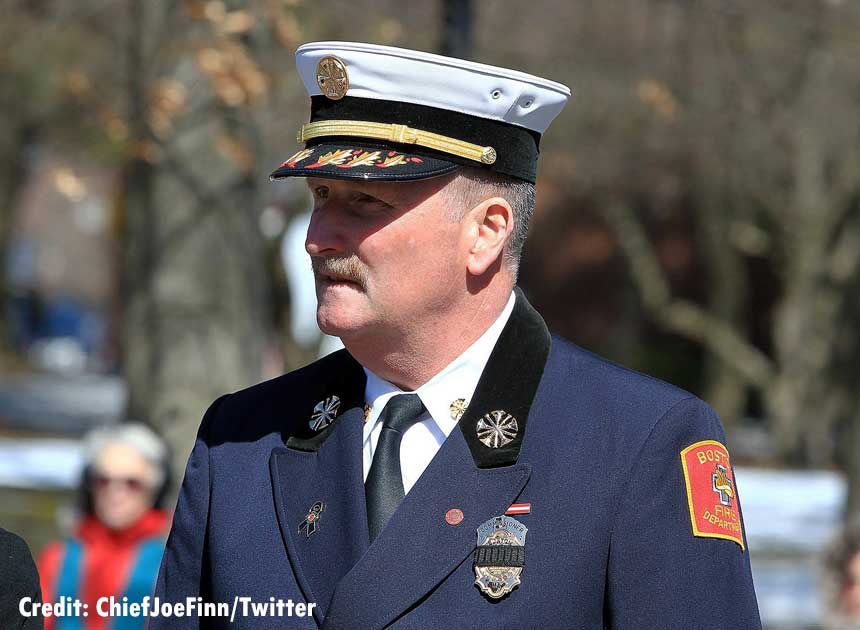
left=311, top=255, right=368, bottom=288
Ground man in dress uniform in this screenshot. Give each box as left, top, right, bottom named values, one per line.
left=152, top=42, right=761, bottom=629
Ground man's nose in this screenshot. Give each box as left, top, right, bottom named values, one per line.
left=305, top=205, right=343, bottom=256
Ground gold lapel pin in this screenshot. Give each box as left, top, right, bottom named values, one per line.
left=450, top=398, right=468, bottom=421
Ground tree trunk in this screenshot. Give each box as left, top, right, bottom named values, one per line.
left=119, top=3, right=270, bottom=494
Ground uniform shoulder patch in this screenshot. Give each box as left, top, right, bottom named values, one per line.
left=680, top=440, right=745, bottom=550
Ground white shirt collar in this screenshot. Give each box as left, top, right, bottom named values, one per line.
left=362, top=291, right=516, bottom=444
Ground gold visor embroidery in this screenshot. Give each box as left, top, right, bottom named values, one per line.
left=297, top=120, right=496, bottom=165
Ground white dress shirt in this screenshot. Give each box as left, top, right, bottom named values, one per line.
left=362, top=292, right=516, bottom=494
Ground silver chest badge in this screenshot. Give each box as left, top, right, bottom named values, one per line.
left=310, top=395, right=341, bottom=431
left=476, top=410, right=518, bottom=448
left=474, top=515, right=527, bottom=599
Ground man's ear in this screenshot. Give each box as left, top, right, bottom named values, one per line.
left=466, top=197, right=513, bottom=276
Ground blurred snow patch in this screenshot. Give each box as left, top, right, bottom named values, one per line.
left=0, top=438, right=84, bottom=488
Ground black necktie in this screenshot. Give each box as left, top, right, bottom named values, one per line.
left=365, top=394, right=426, bottom=542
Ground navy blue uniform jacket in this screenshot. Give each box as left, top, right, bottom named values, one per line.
left=152, top=289, right=761, bottom=629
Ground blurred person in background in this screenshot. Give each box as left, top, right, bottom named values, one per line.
left=825, top=521, right=860, bottom=628
left=37, top=424, right=171, bottom=630
left=0, top=527, right=43, bottom=630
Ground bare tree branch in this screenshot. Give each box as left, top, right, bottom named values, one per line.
left=604, top=201, right=775, bottom=389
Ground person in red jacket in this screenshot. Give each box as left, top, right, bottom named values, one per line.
left=38, top=423, right=171, bottom=630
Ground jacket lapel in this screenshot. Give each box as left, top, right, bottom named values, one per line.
left=322, top=427, right=531, bottom=630
left=270, top=407, right=368, bottom=623
left=269, top=351, right=369, bottom=624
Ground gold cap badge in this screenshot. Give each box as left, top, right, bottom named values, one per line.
left=316, top=56, right=349, bottom=100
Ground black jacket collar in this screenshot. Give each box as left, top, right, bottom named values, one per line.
left=286, top=286, right=551, bottom=468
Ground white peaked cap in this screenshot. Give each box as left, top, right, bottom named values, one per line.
left=271, top=41, right=572, bottom=183
left=295, top=41, right=571, bottom=134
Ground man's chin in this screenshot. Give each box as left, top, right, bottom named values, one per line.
left=317, top=318, right=367, bottom=340
left=315, top=299, right=371, bottom=339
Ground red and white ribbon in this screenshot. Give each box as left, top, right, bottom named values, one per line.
left=505, top=503, right=531, bottom=515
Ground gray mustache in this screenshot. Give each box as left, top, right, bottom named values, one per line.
left=311, top=256, right=368, bottom=288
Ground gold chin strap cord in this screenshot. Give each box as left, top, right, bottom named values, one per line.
left=298, top=120, right=497, bottom=165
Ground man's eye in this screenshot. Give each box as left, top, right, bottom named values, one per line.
left=355, top=194, right=389, bottom=207
left=313, top=187, right=329, bottom=200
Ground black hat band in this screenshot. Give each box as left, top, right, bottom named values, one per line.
left=306, top=95, right=542, bottom=183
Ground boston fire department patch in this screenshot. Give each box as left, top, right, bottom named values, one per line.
left=680, top=440, right=745, bottom=550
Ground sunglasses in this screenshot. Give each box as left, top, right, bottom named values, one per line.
left=91, top=473, right=151, bottom=493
